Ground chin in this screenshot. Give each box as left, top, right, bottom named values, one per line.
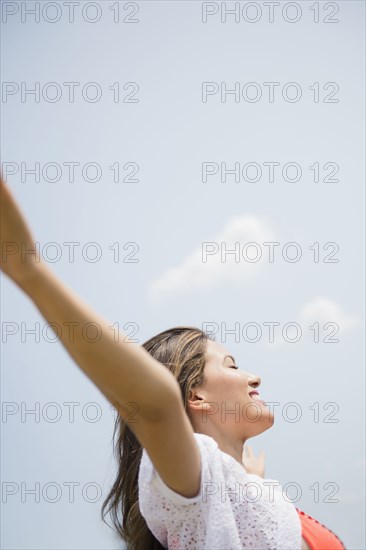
left=267, top=411, right=275, bottom=427
left=254, top=403, right=274, bottom=426
left=260, top=412, right=275, bottom=433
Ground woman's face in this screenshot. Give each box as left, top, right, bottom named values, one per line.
left=189, top=339, right=274, bottom=439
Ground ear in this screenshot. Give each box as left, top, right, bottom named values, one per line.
left=187, top=387, right=211, bottom=414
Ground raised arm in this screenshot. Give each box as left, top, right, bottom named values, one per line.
left=1, top=176, right=201, bottom=498
left=0, top=176, right=178, bottom=416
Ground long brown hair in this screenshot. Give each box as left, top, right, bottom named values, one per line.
left=101, top=326, right=212, bottom=550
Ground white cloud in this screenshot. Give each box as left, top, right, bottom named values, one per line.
left=299, top=296, right=360, bottom=331
left=148, top=215, right=275, bottom=304
left=264, top=296, right=361, bottom=350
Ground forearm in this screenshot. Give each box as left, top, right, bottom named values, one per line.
left=19, top=262, right=179, bottom=418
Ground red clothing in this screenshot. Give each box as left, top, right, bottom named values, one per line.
left=296, top=508, right=346, bottom=550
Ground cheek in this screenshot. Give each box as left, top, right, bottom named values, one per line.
left=206, top=374, right=247, bottom=402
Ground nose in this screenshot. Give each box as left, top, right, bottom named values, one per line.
left=248, top=375, right=261, bottom=388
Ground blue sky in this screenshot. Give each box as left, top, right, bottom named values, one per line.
left=1, top=1, right=365, bottom=549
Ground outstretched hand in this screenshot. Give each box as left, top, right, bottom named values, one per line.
left=0, top=175, right=42, bottom=289
left=242, top=444, right=266, bottom=478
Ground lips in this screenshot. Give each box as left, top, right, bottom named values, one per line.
left=249, top=390, right=263, bottom=401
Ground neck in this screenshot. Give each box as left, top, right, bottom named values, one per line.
left=196, top=422, right=247, bottom=466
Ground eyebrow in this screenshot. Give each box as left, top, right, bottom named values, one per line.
left=222, top=354, right=236, bottom=364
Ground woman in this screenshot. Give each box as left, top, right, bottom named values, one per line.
left=1, top=177, right=346, bottom=550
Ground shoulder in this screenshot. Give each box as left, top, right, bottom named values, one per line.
left=138, top=433, right=241, bottom=548
left=138, top=432, right=224, bottom=505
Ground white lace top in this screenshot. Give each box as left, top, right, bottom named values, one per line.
left=138, top=432, right=302, bottom=549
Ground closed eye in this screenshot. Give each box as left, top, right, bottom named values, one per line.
left=229, top=365, right=239, bottom=369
